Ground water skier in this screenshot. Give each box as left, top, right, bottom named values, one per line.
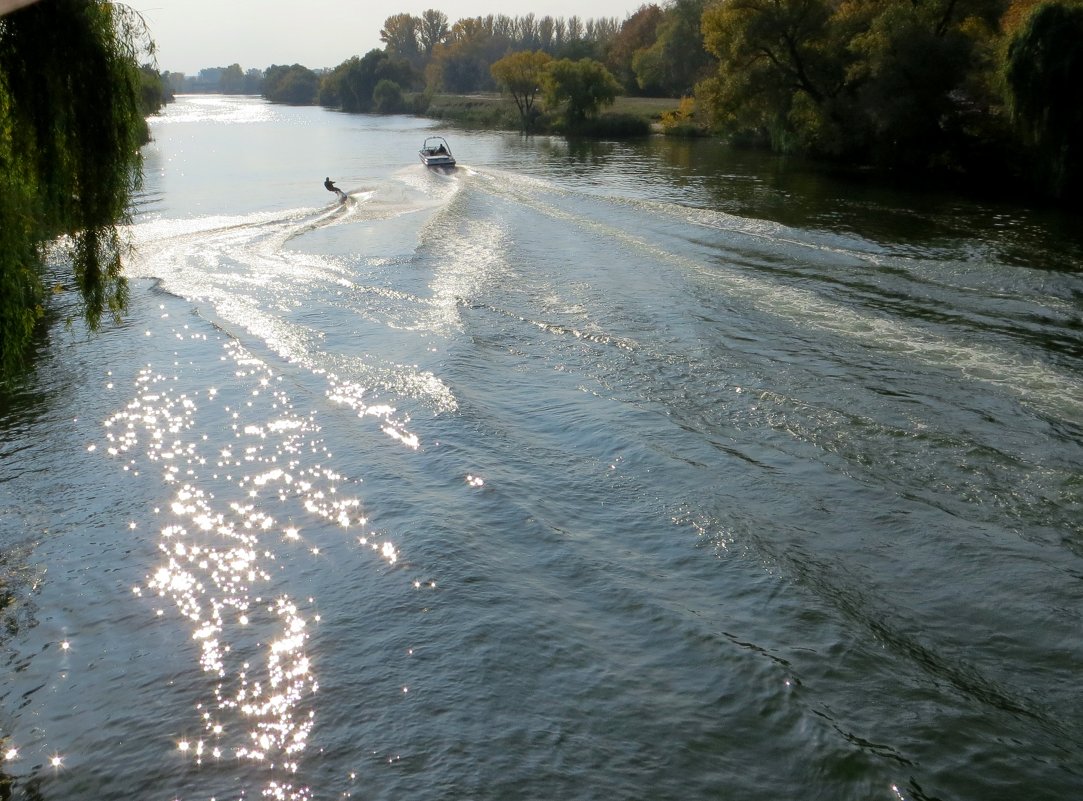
left=324, top=176, right=346, bottom=201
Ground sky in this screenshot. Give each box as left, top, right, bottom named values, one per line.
left=126, top=1, right=645, bottom=76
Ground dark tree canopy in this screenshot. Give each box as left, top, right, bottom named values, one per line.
left=491, top=49, right=552, bottom=130
left=693, top=0, right=1079, bottom=197
left=606, top=5, right=664, bottom=94
left=542, top=58, right=622, bottom=126
left=1, top=0, right=154, bottom=373
left=318, top=50, right=418, bottom=113
left=1005, top=1, right=1083, bottom=201
left=263, top=63, right=320, bottom=105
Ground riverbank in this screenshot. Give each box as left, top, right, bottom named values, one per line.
left=409, top=91, right=1081, bottom=208
left=414, top=92, right=682, bottom=137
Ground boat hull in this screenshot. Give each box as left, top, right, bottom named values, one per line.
left=420, top=136, right=456, bottom=168
left=419, top=153, right=456, bottom=167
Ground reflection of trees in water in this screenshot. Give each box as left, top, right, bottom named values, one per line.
left=0, top=766, right=45, bottom=801
left=0, top=584, right=12, bottom=639
left=534, top=137, right=617, bottom=170
left=0, top=733, right=46, bottom=801
left=0, top=542, right=41, bottom=644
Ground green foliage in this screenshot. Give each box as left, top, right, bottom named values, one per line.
left=416, top=92, right=521, bottom=128
left=554, top=38, right=602, bottom=61
left=659, top=96, right=706, bottom=136
left=138, top=64, right=172, bottom=116
left=694, top=0, right=1045, bottom=184
left=426, top=17, right=501, bottom=92
left=262, top=64, right=320, bottom=105
left=700, top=0, right=838, bottom=131
left=631, top=0, right=714, bottom=96
left=1005, top=1, right=1083, bottom=200
left=847, top=3, right=976, bottom=166
left=319, top=51, right=418, bottom=113
left=372, top=79, right=405, bottom=112
left=219, top=63, right=246, bottom=94
left=699, top=0, right=829, bottom=152
left=0, top=180, right=44, bottom=371
left=381, top=13, right=422, bottom=67
left=0, top=0, right=149, bottom=373
left=421, top=13, right=620, bottom=93
left=542, top=58, right=622, bottom=126
left=490, top=50, right=552, bottom=130
left=419, top=9, right=451, bottom=57
left=605, top=4, right=664, bottom=93
left=414, top=91, right=672, bottom=134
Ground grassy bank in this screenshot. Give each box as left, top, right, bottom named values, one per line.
left=413, top=92, right=683, bottom=137
left=419, top=93, right=516, bottom=128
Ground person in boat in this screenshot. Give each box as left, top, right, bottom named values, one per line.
left=324, top=177, right=346, bottom=200
left=436, top=143, right=447, bottom=154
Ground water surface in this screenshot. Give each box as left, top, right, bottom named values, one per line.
left=1, top=94, right=1081, bottom=801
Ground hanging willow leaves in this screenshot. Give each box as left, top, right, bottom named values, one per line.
left=1005, top=1, right=1083, bottom=201
left=0, top=0, right=153, bottom=373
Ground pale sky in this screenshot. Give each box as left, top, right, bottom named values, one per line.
left=126, top=1, right=643, bottom=76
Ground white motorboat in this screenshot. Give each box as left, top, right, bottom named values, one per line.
left=419, top=136, right=456, bottom=168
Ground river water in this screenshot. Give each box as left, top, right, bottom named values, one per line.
left=2, top=94, right=1081, bottom=801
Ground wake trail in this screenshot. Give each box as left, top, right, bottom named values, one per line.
left=467, top=168, right=1083, bottom=425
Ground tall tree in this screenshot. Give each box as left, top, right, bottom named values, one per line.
left=567, top=16, right=584, bottom=41
left=542, top=58, right=621, bottom=126
left=491, top=50, right=553, bottom=130
left=553, top=18, right=567, bottom=49
left=606, top=5, right=664, bottom=92
left=492, top=13, right=515, bottom=41
left=631, top=0, right=713, bottom=96
left=538, top=16, right=556, bottom=51
left=220, top=63, right=245, bottom=94
left=0, top=0, right=151, bottom=372
left=846, top=1, right=975, bottom=165
left=517, top=13, right=539, bottom=48
left=262, top=64, right=319, bottom=104
left=320, top=50, right=417, bottom=112
left=1005, top=1, right=1083, bottom=200
left=380, top=13, right=421, bottom=66
left=418, top=9, right=450, bottom=58
left=244, top=68, right=264, bottom=94
left=697, top=0, right=1018, bottom=173
left=427, top=17, right=498, bottom=92
left=697, top=0, right=841, bottom=149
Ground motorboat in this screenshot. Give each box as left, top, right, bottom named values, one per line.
left=420, top=136, right=456, bottom=168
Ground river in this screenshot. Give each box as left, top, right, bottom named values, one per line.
left=1, top=94, right=1081, bottom=801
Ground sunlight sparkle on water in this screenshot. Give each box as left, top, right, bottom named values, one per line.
left=99, top=339, right=383, bottom=799
left=380, top=541, right=398, bottom=564
left=382, top=425, right=420, bottom=449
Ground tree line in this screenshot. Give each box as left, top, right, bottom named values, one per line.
left=696, top=0, right=1082, bottom=201
left=252, top=9, right=633, bottom=109
left=195, top=2, right=1079, bottom=203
